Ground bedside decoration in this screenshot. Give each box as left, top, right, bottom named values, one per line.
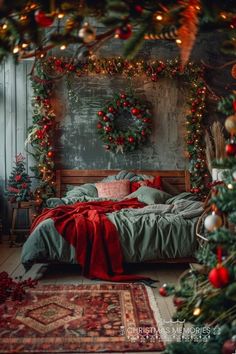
left=6, top=154, right=31, bottom=202
left=97, top=92, right=152, bottom=153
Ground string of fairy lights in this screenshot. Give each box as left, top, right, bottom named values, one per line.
left=27, top=56, right=209, bottom=202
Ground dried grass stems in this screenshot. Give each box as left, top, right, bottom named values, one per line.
left=205, top=121, right=226, bottom=175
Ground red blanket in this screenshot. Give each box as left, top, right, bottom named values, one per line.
left=31, top=198, right=149, bottom=281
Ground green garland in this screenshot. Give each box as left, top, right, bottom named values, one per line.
left=28, top=57, right=209, bottom=199
left=97, top=92, right=152, bottom=153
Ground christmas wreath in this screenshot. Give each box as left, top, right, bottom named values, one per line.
left=97, top=92, right=152, bottom=153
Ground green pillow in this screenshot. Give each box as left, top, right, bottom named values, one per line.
left=125, top=186, right=171, bottom=205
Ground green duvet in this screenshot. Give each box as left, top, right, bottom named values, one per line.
left=21, top=189, right=203, bottom=268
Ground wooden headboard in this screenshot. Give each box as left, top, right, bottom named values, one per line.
left=55, top=170, right=191, bottom=198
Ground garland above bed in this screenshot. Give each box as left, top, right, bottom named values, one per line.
left=27, top=57, right=209, bottom=201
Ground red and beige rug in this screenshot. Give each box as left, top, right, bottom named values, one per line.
left=0, top=283, right=166, bottom=353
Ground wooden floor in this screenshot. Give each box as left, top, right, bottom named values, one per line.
left=0, top=238, right=189, bottom=354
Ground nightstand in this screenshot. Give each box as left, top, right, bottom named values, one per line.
left=9, top=200, right=37, bottom=246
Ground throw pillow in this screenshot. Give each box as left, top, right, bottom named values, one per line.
left=125, top=186, right=171, bottom=205
left=95, top=179, right=130, bottom=199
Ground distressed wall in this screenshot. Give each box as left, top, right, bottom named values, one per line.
left=54, top=75, right=188, bottom=170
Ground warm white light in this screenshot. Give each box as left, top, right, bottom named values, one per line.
left=60, top=44, right=66, bottom=50
left=22, top=43, right=28, bottom=48
left=2, top=24, right=7, bottom=30
left=13, top=46, right=20, bottom=54
left=193, top=307, right=201, bottom=316
left=176, top=39, right=182, bottom=44
left=57, top=13, right=64, bottom=19
left=228, top=183, right=233, bottom=189
left=156, top=14, right=163, bottom=21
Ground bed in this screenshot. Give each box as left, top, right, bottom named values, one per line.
left=21, top=169, right=204, bottom=274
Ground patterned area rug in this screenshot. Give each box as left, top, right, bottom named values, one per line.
left=0, top=283, right=165, bottom=353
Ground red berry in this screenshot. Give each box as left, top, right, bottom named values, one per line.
left=108, top=106, right=115, bottom=113
left=141, top=129, right=146, bottom=136
left=123, top=101, right=130, bottom=107
left=103, top=116, right=110, bottom=122
left=120, top=93, right=126, bottom=99
left=97, top=122, right=102, bottom=129
left=131, top=107, right=140, bottom=116
left=134, top=5, right=143, bottom=13
left=104, top=126, right=112, bottom=133
left=97, top=111, right=104, bottom=117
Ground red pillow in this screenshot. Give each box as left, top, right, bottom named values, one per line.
left=131, top=176, right=162, bottom=192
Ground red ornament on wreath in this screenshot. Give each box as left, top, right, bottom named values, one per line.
left=222, top=339, right=236, bottom=354
left=96, top=91, right=152, bottom=153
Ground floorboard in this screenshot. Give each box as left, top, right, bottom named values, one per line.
left=0, top=241, right=189, bottom=353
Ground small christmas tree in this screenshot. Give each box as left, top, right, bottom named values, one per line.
left=162, top=95, right=236, bottom=354
left=7, top=154, right=32, bottom=202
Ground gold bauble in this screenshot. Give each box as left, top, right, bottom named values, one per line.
left=225, top=114, right=236, bottom=135
left=231, top=64, right=236, bottom=79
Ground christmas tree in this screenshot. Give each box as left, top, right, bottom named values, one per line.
left=163, top=97, right=236, bottom=354
left=6, top=154, right=32, bottom=203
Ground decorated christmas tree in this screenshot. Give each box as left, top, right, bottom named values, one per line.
left=163, top=97, right=236, bottom=354
left=6, top=154, right=32, bottom=203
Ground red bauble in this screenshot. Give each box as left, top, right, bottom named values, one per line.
left=97, top=122, right=103, bottom=129
left=123, top=101, right=130, bottom=107
left=104, top=126, right=112, bottom=133
left=159, top=287, right=168, bottom=297
left=120, top=93, right=126, bottom=99
left=47, top=151, right=54, bottom=158
left=97, top=111, right=104, bottom=117
left=116, top=137, right=125, bottom=145
left=128, top=136, right=135, bottom=143
left=108, top=106, right=115, bottom=113
left=15, top=175, right=22, bottom=182
left=115, top=24, right=132, bottom=40
left=131, top=107, right=140, bottom=116
left=208, top=265, right=230, bottom=288
left=103, top=116, right=110, bottom=122
left=108, top=136, right=113, bottom=142
left=225, top=143, right=236, bottom=156
left=116, top=99, right=121, bottom=106
left=43, top=124, right=50, bottom=131
left=34, top=10, right=54, bottom=27
left=43, top=98, right=50, bottom=105
left=222, top=339, right=236, bottom=354
left=21, top=182, right=28, bottom=189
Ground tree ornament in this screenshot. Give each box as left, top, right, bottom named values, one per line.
left=15, top=175, right=22, bottom=182
left=34, top=10, right=54, bottom=27
left=222, top=338, right=236, bottom=354
left=78, top=23, right=96, bottom=43
left=225, top=142, right=236, bottom=156
left=225, top=114, right=236, bottom=135
left=209, top=265, right=230, bottom=288
left=231, top=64, right=236, bottom=79
left=134, top=5, right=143, bottom=14
left=159, top=284, right=168, bottom=297
left=96, top=91, right=152, bottom=153
left=204, top=212, right=222, bottom=231
left=115, top=24, right=132, bottom=40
